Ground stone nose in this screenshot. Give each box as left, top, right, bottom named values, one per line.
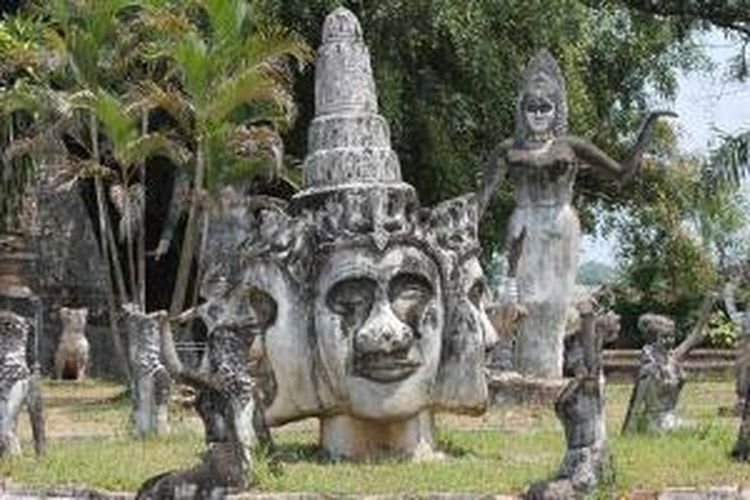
left=354, top=302, right=414, bottom=355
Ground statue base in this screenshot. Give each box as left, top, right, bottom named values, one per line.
left=488, top=370, right=566, bottom=406
left=319, top=410, right=440, bottom=461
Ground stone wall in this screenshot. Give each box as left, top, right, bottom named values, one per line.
left=32, top=165, right=118, bottom=378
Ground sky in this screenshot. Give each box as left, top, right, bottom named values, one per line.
left=582, top=29, right=750, bottom=266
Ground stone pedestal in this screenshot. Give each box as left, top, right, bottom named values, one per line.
left=488, top=370, right=566, bottom=406
left=320, top=410, right=438, bottom=460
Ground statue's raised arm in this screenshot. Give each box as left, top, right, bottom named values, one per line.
left=479, top=49, right=678, bottom=378
left=568, top=110, right=677, bottom=183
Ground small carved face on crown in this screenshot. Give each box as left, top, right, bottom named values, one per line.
left=60, top=307, right=88, bottom=335
left=315, top=244, right=443, bottom=419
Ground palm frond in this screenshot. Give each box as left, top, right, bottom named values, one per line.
left=202, top=0, right=247, bottom=49
left=94, top=90, right=138, bottom=161
left=174, top=31, right=209, bottom=104
left=202, top=65, right=279, bottom=124
left=706, top=130, right=750, bottom=186
left=136, top=80, right=194, bottom=134
left=119, top=132, right=193, bottom=169
left=236, top=25, right=313, bottom=72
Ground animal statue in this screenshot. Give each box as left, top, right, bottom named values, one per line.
left=0, top=310, right=45, bottom=456
left=122, top=304, right=171, bottom=437
left=136, top=285, right=270, bottom=499
left=622, top=294, right=716, bottom=434
left=54, top=306, right=89, bottom=380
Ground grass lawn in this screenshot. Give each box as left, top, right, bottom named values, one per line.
left=1, top=377, right=748, bottom=495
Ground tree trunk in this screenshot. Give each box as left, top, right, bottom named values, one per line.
left=138, top=111, right=148, bottom=311
left=164, top=136, right=206, bottom=374
left=169, top=136, right=204, bottom=317
left=90, top=114, right=131, bottom=380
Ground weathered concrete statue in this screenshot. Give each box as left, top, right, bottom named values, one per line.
left=234, top=7, right=497, bottom=460
left=723, top=282, right=750, bottom=412
left=0, top=310, right=45, bottom=456
left=54, top=306, right=89, bottom=380
left=526, top=300, right=617, bottom=499
left=622, top=295, right=716, bottom=434
left=137, top=283, right=272, bottom=498
left=122, top=304, right=171, bottom=437
left=480, top=49, right=675, bottom=378
left=732, top=382, right=750, bottom=461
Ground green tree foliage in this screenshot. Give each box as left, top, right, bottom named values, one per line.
left=603, top=154, right=747, bottom=344
left=266, top=0, right=704, bottom=256
left=0, top=13, right=49, bottom=232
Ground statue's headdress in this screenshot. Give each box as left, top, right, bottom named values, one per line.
left=515, top=49, right=568, bottom=140
left=244, top=7, right=477, bottom=273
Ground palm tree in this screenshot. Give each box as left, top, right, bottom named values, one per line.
left=707, top=130, right=750, bottom=186
left=133, top=0, right=311, bottom=327
left=0, top=0, right=177, bottom=378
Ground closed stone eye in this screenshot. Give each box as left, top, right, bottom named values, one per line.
left=327, top=277, right=376, bottom=332
left=389, top=273, right=433, bottom=329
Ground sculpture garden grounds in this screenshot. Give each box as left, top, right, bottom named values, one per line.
left=3, top=1, right=750, bottom=497
left=1, top=377, right=747, bottom=496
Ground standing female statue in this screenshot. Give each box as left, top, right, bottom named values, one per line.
left=480, top=50, right=674, bottom=378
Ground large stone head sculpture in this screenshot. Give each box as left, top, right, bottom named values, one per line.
left=238, top=7, right=494, bottom=458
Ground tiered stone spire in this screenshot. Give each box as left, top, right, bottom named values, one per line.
left=301, top=7, right=402, bottom=194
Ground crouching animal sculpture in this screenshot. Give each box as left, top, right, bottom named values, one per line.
left=122, top=304, right=171, bottom=437
left=54, top=306, right=89, bottom=380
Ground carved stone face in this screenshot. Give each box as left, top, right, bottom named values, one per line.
left=461, top=257, right=497, bottom=351
left=434, top=255, right=497, bottom=413
left=315, top=245, right=443, bottom=420
left=523, top=88, right=556, bottom=139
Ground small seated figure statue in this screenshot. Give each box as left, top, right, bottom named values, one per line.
left=0, top=310, right=45, bottom=456
left=122, top=304, right=171, bottom=437
left=54, top=306, right=89, bottom=380
left=136, top=281, right=273, bottom=499
left=526, top=299, right=617, bottom=498
left=622, top=295, right=716, bottom=434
